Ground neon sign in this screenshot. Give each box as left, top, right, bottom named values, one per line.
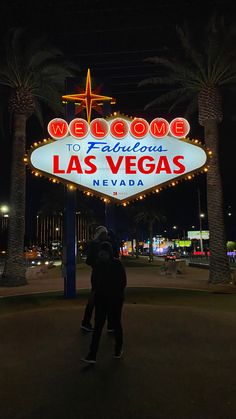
left=28, top=115, right=209, bottom=203
left=26, top=69, right=210, bottom=203
left=47, top=117, right=190, bottom=140
left=61, top=68, right=116, bottom=123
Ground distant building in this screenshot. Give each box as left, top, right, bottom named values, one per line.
left=36, top=211, right=91, bottom=246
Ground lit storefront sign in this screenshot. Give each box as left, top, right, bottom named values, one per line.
left=188, top=231, right=209, bottom=240
left=175, top=240, right=192, bottom=247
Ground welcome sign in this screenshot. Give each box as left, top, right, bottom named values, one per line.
left=28, top=115, right=209, bottom=203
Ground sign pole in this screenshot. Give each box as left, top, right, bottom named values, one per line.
left=63, top=78, right=77, bottom=299
left=63, top=185, right=76, bottom=298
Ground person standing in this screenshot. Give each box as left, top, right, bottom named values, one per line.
left=81, top=225, right=109, bottom=332
left=107, top=229, right=120, bottom=259
left=81, top=241, right=127, bottom=364
left=81, top=225, right=120, bottom=332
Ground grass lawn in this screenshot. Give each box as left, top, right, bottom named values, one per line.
left=1, top=287, right=236, bottom=315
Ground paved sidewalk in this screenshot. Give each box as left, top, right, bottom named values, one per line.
left=0, top=261, right=235, bottom=297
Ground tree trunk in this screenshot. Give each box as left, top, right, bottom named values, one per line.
left=148, top=222, right=154, bottom=262
left=131, top=237, right=134, bottom=256
left=135, top=229, right=139, bottom=259
left=204, top=120, right=231, bottom=284
left=0, top=113, right=28, bottom=286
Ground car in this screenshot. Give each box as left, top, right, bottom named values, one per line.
left=165, top=251, right=180, bottom=261
left=180, top=250, right=190, bottom=258
left=165, top=252, right=176, bottom=261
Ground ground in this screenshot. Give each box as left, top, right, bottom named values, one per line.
left=1, top=285, right=236, bottom=419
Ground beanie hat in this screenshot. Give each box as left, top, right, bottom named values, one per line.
left=93, top=225, right=108, bottom=240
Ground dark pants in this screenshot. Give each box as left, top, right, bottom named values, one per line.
left=82, top=289, right=114, bottom=329
left=89, top=296, right=124, bottom=358
left=82, top=290, right=95, bottom=326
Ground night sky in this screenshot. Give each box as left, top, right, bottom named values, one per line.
left=0, top=0, right=235, bottom=239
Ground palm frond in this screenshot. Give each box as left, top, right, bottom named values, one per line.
left=33, top=98, right=45, bottom=129
left=176, top=25, right=204, bottom=73
left=140, top=14, right=236, bottom=118
left=0, top=27, right=80, bottom=129
left=184, top=97, right=198, bottom=119
left=144, top=87, right=190, bottom=110
left=168, top=89, right=194, bottom=113
left=139, top=76, right=177, bottom=87
left=143, top=56, right=182, bottom=72
left=28, top=49, right=63, bottom=68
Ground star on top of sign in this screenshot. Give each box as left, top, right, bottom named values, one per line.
left=62, top=68, right=116, bottom=123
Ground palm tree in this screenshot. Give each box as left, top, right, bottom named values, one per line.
left=134, top=204, right=166, bottom=262
left=125, top=206, right=141, bottom=258
left=139, top=14, right=235, bottom=283
left=0, top=28, right=79, bottom=286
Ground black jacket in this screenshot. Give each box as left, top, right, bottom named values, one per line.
left=85, top=240, right=102, bottom=268
left=86, top=239, right=120, bottom=268
left=92, top=258, right=127, bottom=300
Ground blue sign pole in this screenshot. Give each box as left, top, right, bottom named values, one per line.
left=63, top=185, right=76, bottom=298
left=63, top=78, right=77, bottom=299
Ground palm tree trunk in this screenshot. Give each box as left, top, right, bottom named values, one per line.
left=148, top=222, right=154, bottom=262
left=204, top=120, right=231, bottom=284
left=131, top=237, right=134, bottom=256
left=1, top=113, right=27, bottom=286
left=135, top=229, right=139, bottom=259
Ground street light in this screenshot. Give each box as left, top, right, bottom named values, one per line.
left=0, top=205, right=9, bottom=224
left=0, top=205, right=9, bottom=251
left=199, top=214, right=205, bottom=253
left=55, top=227, right=59, bottom=240
left=197, top=188, right=205, bottom=253
left=172, top=225, right=179, bottom=244
left=0, top=205, right=9, bottom=215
